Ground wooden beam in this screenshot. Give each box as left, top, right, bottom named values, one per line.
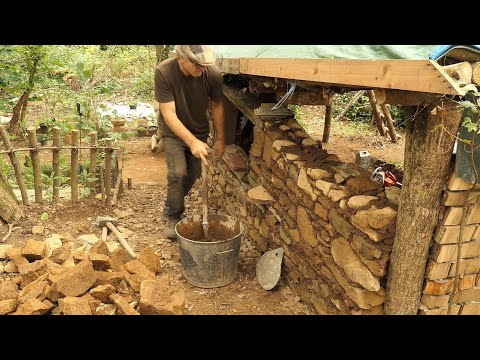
left=223, top=85, right=263, bottom=128
left=442, top=61, right=472, bottom=84
left=275, top=91, right=331, bottom=106
left=384, top=100, right=462, bottom=315
left=374, top=88, right=441, bottom=106
left=216, top=58, right=240, bottom=74
left=216, top=58, right=464, bottom=95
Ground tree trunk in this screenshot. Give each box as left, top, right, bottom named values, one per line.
left=8, top=90, right=29, bottom=134
left=8, top=55, right=39, bottom=135
left=155, top=45, right=173, bottom=64
left=384, top=100, right=462, bottom=314
left=0, top=174, right=23, bottom=224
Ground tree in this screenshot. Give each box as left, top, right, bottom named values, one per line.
left=0, top=46, right=46, bottom=135
left=0, top=171, right=23, bottom=224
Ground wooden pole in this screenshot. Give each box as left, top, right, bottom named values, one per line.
left=27, top=127, right=42, bottom=203
left=99, top=164, right=105, bottom=204
left=71, top=129, right=79, bottom=202
left=127, top=178, right=132, bottom=190
left=322, top=95, right=333, bottom=143
left=334, top=90, right=366, bottom=122
left=0, top=125, right=29, bottom=205
left=380, top=104, right=398, bottom=143
left=384, top=100, right=462, bottom=315
left=366, top=90, right=387, bottom=136
left=105, top=138, right=113, bottom=209
left=52, top=127, right=61, bottom=202
left=89, top=131, right=98, bottom=198
left=112, top=169, right=123, bottom=206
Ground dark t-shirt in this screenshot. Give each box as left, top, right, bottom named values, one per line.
left=154, top=57, right=224, bottom=141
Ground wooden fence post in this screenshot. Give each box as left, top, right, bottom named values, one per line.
left=27, top=127, right=42, bottom=203
left=52, top=127, right=61, bottom=201
left=105, top=138, right=113, bottom=209
left=89, top=131, right=98, bottom=198
left=71, top=129, right=79, bottom=201
left=0, top=125, right=29, bottom=205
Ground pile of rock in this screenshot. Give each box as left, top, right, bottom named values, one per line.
left=0, top=237, right=185, bottom=315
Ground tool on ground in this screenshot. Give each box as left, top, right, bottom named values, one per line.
left=371, top=166, right=401, bottom=187
left=256, top=247, right=284, bottom=290
left=201, top=161, right=210, bottom=240
left=95, top=216, right=136, bottom=258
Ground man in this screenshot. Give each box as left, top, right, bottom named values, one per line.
left=155, top=45, right=225, bottom=240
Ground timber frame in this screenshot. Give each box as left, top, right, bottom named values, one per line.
left=216, top=56, right=468, bottom=315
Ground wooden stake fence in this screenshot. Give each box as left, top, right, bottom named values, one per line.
left=0, top=125, right=118, bottom=205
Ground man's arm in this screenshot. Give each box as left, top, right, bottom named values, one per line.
left=211, top=98, right=225, bottom=160
left=159, top=101, right=210, bottom=166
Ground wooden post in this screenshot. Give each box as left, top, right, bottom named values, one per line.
left=127, top=178, right=132, bottom=190
left=380, top=104, right=398, bottom=143
left=99, top=164, right=105, bottom=204
left=52, top=127, right=61, bottom=202
left=112, top=169, right=123, bottom=206
left=384, top=100, right=462, bottom=315
left=322, top=95, right=333, bottom=143
left=366, top=90, right=386, bottom=136
left=0, top=125, right=29, bottom=205
left=27, top=127, right=42, bottom=203
left=71, top=129, right=79, bottom=202
left=334, top=90, right=366, bottom=122
left=105, top=138, right=113, bottom=209
left=89, top=131, right=98, bottom=198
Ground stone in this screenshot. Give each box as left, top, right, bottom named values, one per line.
left=110, top=294, right=140, bottom=315
left=22, top=239, right=45, bottom=261
left=367, top=207, right=397, bottom=229
left=331, top=237, right=380, bottom=292
left=58, top=296, right=92, bottom=315
left=328, top=209, right=355, bottom=239
left=297, top=206, right=318, bottom=247
left=89, top=284, right=116, bottom=303
left=347, top=195, right=378, bottom=210
left=139, top=277, right=186, bottom=315
left=138, top=246, right=162, bottom=274
left=54, top=258, right=97, bottom=297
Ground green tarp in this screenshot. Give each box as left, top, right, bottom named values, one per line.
left=212, top=45, right=436, bottom=60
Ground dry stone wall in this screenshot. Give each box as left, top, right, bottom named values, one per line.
left=205, top=119, right=400, bottom=314
left=420, top=172, right=480, bottom=315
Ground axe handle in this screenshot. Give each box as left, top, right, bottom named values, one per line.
left=106, top=221, right=137, bottom=258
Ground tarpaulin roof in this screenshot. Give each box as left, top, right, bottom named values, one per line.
left=211, top=45, right=437, bottom=60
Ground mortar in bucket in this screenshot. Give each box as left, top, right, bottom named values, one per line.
left=175, top=214, right=244, bottom=288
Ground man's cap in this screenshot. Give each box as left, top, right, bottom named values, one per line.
left=174, top=45, right=216, bottom=66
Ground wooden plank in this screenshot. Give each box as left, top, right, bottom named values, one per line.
left=222, top=85, right=263, bottom=128
left=228, top=58, right=463, bottom=95
left=216, top=58, right=240, bottom=74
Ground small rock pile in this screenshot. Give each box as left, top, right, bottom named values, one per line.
left=0, top=237, right=185, bottom=315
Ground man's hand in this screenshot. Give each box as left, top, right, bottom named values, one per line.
left=190, top=138, right=210, bottom=166
left=213, top=139, right=225, bottom=160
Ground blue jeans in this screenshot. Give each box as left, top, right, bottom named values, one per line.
left=163, top=136, right=203, bottom=219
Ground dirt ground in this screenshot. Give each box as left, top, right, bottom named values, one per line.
left=0, top=107, right=405, bottom=315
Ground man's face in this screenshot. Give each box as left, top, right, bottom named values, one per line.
left=185, top=58, right=206, bottom=77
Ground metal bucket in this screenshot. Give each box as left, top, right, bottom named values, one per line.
left=175, top=214, right=244, bottom=288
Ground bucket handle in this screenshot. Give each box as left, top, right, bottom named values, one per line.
left=216, top=249, right=233, bottom=255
